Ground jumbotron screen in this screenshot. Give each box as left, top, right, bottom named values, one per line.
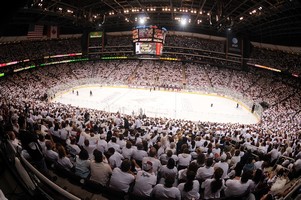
left=132, top=25, right=167, bottom=43
left=135, top=42, right=163, bottom=56
left=133, top=25, right=166, bottom=56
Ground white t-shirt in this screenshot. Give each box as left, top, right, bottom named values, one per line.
left=133, top=170, right=157, bottom=197
left=159, top=165, right=178, bottom=179
left=45, top=149, right=59, bottom=161
left=178, top=153, right=192, bottom=167
left=90, top=161, right=112, bottom=186
left=96, top=139, right=107, bottom=153
left=67, top=143, right=81, bottom=155
left=230, top=156, right=241, bottom=166
left=109, top=152, right=124, bottom=168
left=109, top=168, right=135, bottom=193
left=224, top=178, right=253, bottom=197
left=160, top=154, right=178, bottom=165
left=133, top=149, right=148, bottom=161
left=107, top=142, right=121, bottom=153
left=57, top=156, right=73, bottom=169
left=142, top=157, right=161, bottom=173
left=83, top=144, right=96, bottom=160
left=202, top=178, right=225, bottom=199
left=117, top=139, right=126, bottom=149
left=196, top=166, right=214, bottom=180
left=178, top=180, right=200, bottom=200
left=122, top=147, right=134, bottom=159
left=151, top=184, right=181, bottom=200
left=213, top=161, right=229, bottom=179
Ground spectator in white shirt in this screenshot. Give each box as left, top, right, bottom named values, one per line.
left=44, top=140, right=59, bottom=161
left=202, top=167, right=225, bottom=199
left=122, top=141, right=134, bottom=159
left=89, top=149, right=112, bottom=187
left=142, top=147, right=161, bottom=173
left=196, top=158, right=214, bottom=182
left=213, top=154, right=229, bottom=179
left=151, top=175, right=181, bottom=200
left=132, top=142, right=148, bottom=167
left=107, top=137, right=121, bottom=153
left=177, top=147, right=192, bottom=170
left=132, top=161, right=157, bottom=197
left=109, top=159, right=135, bottom=193
left=83, top=139, right=96, bottom=160
left=178, top=170, right=200, bottom=200
left=57, top=145, right=74, bottom=170
left=108, top=147, right=124, bottom=169
left=159, top=158, right=178, bottom=186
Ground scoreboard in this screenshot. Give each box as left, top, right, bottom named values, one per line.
left=132, top=25, right=166, bottom=43
left=132, top=25, right=166, bottom=56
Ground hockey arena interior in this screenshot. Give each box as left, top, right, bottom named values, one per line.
left=0, top=0, right=301, bottom=200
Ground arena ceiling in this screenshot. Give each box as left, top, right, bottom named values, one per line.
left=1, top=0, right=301, bottom=46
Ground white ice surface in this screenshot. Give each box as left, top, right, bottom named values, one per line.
left=52, top=86, right=259, bottom=124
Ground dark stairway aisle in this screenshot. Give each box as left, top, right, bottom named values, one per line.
left=0, top=148, right=33, bottom=200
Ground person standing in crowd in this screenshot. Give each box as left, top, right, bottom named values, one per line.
left=251, top=103, right=255, bottom=113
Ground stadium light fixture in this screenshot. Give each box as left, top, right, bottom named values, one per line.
left=139, top=17, right=146, bottom=24
left=180, top=17, right=188, bottom=26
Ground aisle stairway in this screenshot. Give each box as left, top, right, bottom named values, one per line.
left=0, top=145, right=33, bottom=200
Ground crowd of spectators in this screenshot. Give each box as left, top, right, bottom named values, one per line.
left=0, top=35, right=301, bottom=200
left=0, top=59, right=301, bottom=200
left=165, top=35, right=225, bottom=53
left=249, top=47, right=301, bottom=75
left=130, top=60, right=184, bottom=88
left=0, top=38, right=81, bottom=63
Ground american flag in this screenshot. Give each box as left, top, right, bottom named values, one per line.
left=27, top=24, right=44, bottom=39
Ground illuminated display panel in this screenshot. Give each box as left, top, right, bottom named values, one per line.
left=135, top=42, right=163, bottom=56
left=132, top=26, right=167, bottom=44
left=89, top=31, right=103, bottom=38
left=138, top=28, right=153, bottom=38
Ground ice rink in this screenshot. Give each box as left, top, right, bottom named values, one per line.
left=52, top=86, right=260, bottom=124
